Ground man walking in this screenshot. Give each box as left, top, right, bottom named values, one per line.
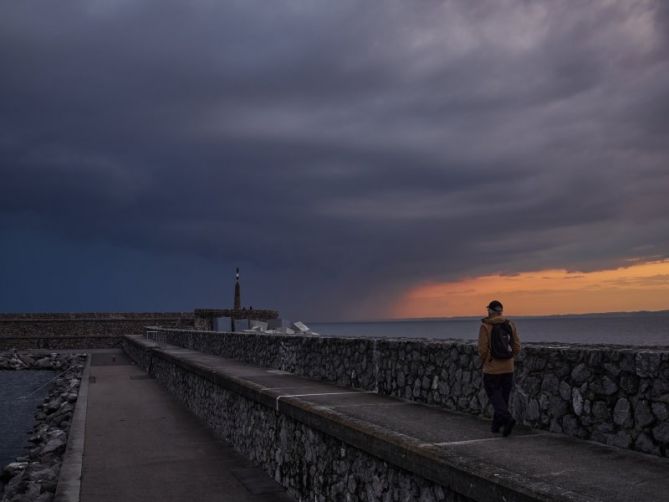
left=478, top=300, right=521, bottom=436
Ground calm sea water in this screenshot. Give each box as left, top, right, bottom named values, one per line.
left=0, top=371, right=55, bottom=470
left=309, top=311, right=669, bottom=347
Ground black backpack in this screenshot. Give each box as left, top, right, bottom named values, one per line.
left=489, top=321, right=514, bottom=360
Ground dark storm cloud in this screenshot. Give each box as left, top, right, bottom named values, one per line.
left=2, top=0, right=669, bottom=319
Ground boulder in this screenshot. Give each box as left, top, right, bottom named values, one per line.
left=571, top=364, right=591, bottom=384
left=651, top=423, right=669, bottom=444
left=635, top=352, right=662, bottom=378
left=634, top=401, right=655, bottom=429
left=613, top=398, right=631, bottom=426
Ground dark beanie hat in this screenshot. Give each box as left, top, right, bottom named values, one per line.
left=486, top=300, right=503, bottom=312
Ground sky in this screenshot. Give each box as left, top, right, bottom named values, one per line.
left=1, top=1, right=669, bottom=321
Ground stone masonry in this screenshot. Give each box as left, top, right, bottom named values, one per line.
left=146, top=328, right=669, bottom=457
left=0, top=313, right=195, bottom=351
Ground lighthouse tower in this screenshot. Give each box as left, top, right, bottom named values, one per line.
left=234, top=268, right=241, bottom=310
left=231, top=268, right=241, bottom=331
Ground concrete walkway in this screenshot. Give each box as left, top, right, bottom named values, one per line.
left=80, top=350, right=293, bottom=502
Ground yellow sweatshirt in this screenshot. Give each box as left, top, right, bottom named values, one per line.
left=478, top=316, right=521, bottom=374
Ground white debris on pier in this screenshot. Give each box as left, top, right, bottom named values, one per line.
left=244, top=319, right=320, bottom=336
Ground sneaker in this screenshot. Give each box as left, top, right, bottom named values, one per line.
left=502, top=418, right=516, bottom=437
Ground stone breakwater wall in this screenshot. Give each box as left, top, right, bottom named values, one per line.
left=0, top=312, right=194, bottom=338
left=0, top=351, right=87, bottom=502
left=123, top=337, right=481, bottom=502
left=0, top=313, right=195, bottom=350
left=0, top=336, right=120, bottom=351
left=146, top=327, right=669, bottom=457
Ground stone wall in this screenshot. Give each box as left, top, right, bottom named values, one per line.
left=145, top=328, right=669, bottom=457
left=0, top=313, right=194, bottom=342
left=0, top=336, right=120, bottom=351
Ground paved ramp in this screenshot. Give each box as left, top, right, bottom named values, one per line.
left=80, top=350, right=293, bottom=502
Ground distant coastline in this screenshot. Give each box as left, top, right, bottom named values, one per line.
left=310, top=308, right=669, bottom=325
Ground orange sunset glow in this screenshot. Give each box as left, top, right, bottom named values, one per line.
left=392, top=259, right=669, bottom=318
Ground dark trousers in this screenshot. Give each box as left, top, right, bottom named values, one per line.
left=483, top=372, right=514, bottom=429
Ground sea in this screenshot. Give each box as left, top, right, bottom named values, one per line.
left=0, top=371, right=55, bottom=470
left=308, top=311, right=669, bottom=347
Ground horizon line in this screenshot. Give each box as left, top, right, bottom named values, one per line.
left=308, top=307, right=669, bottom=324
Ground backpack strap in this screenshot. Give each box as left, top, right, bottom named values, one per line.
left=487, top=323, right=494, bottom=362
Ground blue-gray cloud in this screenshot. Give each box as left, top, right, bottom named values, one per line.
left=1, top=0, right=669, bottom=319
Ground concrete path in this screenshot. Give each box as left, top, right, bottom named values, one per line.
left=80, top=350, right=293, bottom=502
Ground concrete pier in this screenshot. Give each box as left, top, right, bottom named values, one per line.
left=123, top=336, right=669, bottom=502
left=79, top=350, right=293, bottom=502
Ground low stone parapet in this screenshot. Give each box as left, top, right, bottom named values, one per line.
left=144, top=327, right=669, bottom=457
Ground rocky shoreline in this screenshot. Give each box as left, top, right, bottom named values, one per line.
left=0, top=351, right=86, bottom=502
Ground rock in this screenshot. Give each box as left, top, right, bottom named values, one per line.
left=44, top=398, right=62, bottom=414
left=549, top=419, right=563, bottom=433
left=559, top=382, right=571, bottom=401
left=539, top=393, right=551, bottom=412
left=652, top=402, right=669, bottom=421
left=572, top=389, right=584, bottom=416
left=24, top=480, right=42, bottom=500
left=525, top=357, right=547, bottom=371
left=562, top=415, right=581, bottom=436
left=412, top=379, right=421, bottom=398
left=4, top=469, right=28, bottom=498
left=588, top=351, right=603, bottom=366
left=590, top=376, right=618, bottom=396
left=634, top=432, right=660, bottom=455
left=603, top=363, right=621, bottom=377
left=522, top=376, right=541, bottom=395
left=613, top=398, right=631, bottom=426
left=618, top=373, right=639, bottom=394
left=606, top=431, right=631, bottom=449
left=540, top=374, right=560, bottom=394
left=2, top=462, right=28, bottom=480
left=571, top=364, right=591, bottom=384
left=651, top=379, right=669, bottom=399
left=35, top=357, right=53, bottom=369
left=592, top=401, right=610, bottom=421
left=549, top=396, right=568, bottom=418
left=36, top=493, right=55, bottom=502
left=651, top=423, right=669, bottom=444
left=347, top=475, right=357, bottom=493
left=594, top=423, right=614, bottom=434
left=28, top=465, right=58, bottom=482
left=634, top=401, right=655, bottom=429
left=42, top=436, right=66, bottom=454
left=635, top=351, right=662, bottom=377
left=526, top=399, right=540, bottom=421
